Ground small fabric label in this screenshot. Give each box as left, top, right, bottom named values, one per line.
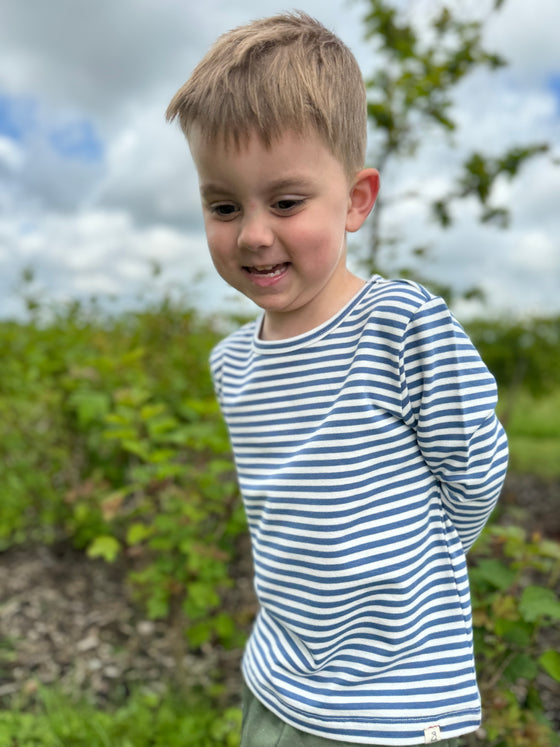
left=424, top=725, right=441, bottom=743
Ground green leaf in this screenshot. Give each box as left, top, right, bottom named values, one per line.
left=68, top=390, right=110, bottom=426
left=147, top=448, right=176, bottom=464
left=102, top=426, right=137, bottom=441
left=519, top=585, right=560, bottom=622
left=497, top=144, right=549, bottom=176
left=494, top=619, right=532, bottom=647
left=147, top=591, right=169, bottom=620
left=540, top=540, right=560, bottom=561
left=154, top=462, right=186, bottom=480
left=470, top=558, right=516, bottom=590
left=87, top=535, right=120, bottom=563
left=212, top=612, right=237, bottom=646
left=432, top=199, right=452, bottom=228
left=147, top=416, right=178, bottom=437
left=184, top=582, right=220, bottom=618
left=186, top=620, right=212, bottom=647
left=539, top=650, right=560, bottom=682
left=480, top=206, right=510, bottom=228
left=139, top=403, right=167, bottom=421
left=503, top=653, right=538, bottom=682
left=126, top=522, right=153, bottom=545
left=114, top=387, right=150, bottom=407
left=122, top=439, right=151, bottom=461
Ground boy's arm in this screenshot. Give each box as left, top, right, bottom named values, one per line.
left=399, top=296, right=508, bottom=552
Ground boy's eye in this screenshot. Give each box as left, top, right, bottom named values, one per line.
left=210, top=203, right=238, bottom=218
left=274, top=198, right=304, bottom=212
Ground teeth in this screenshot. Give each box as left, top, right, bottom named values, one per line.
left=248, top=263, right=287, bottom=276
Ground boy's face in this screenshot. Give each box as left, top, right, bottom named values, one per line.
left=189, top=128, right=371, bottom=339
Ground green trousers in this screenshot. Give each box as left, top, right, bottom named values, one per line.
left=241, top=685, right=461, bottom=747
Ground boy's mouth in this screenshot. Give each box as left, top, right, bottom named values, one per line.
left=244, top=263, right=289, bottom=278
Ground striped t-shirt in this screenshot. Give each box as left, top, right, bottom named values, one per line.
left=210, top=276, right=508, bottom=745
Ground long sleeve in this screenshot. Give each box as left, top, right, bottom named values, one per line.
left=399, top=296, right=508, bottom=551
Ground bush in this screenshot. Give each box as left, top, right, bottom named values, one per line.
left=0, top=299, right=247, bottom=656
left=0, top=687, right=242, bottom=746
left=467, top=524, right=560, bottom=746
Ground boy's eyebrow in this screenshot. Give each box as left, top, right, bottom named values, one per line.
left=199, top=182, right=230, bottom=199
left=266, top=176, right=316, bottom=192
left=199, top=176, right=316, bottom=199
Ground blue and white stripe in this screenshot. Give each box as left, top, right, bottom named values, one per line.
left=211, top=276, right=508, bottom=745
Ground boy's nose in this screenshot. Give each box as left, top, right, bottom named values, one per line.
left=237, top=210, right=274, bottom=251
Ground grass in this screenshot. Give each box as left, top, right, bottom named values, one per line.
left=499, top=389, right=560, bottom=479
left=0, top=687, right=242, bottom=747
left=506, top=436, right=560, bottom=479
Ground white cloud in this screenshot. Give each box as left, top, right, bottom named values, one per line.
left=510, top=230, right=559, bottom=272
left=96, top=107, right=203, bottom=229
left=0, top=1, right=207, bottom=121
left=0, top=0, right=558, bottom=321
left=485, top=0, right=560, bottom=78
left=0, top=135, right=24, bottom=170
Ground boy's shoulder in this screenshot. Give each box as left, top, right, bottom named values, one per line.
left=360, top=277, right=463, bottom=344
left=355, top=275, right=442, bottom=331
left=364, top=275, right=434, bottom=308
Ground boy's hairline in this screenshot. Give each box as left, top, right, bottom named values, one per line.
left=185, top=122, right=361, bottom=180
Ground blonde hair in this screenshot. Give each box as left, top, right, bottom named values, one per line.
left=166, top=11, right=367, bottom=176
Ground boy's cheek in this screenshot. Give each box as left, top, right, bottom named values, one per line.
left=202, top=222, right=222, bottom=251
left=206, top=236, right=234, bottom=272
left=205, top=231, right=226, bottom=258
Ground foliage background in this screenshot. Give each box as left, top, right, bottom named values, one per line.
left=1, top=291, right=559, bottom=746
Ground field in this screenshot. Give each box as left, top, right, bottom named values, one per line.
left=502, top=390, right=560, bottom=479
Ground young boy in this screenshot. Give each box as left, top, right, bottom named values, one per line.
left=167, top=12, right=508, bottom=746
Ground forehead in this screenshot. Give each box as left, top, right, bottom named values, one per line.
left=188, top=126, right=346, bottom=183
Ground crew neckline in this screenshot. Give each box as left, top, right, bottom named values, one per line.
left=252, top=275, right=380, bottom=354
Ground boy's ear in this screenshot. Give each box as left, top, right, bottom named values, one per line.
left=346, top=168, right=380, bottom=233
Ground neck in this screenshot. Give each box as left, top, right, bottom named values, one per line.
left=260, top=273, right=366, bottom=341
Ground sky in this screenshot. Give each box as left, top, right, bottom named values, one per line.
left=0, top=0, right=559, bottom=322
